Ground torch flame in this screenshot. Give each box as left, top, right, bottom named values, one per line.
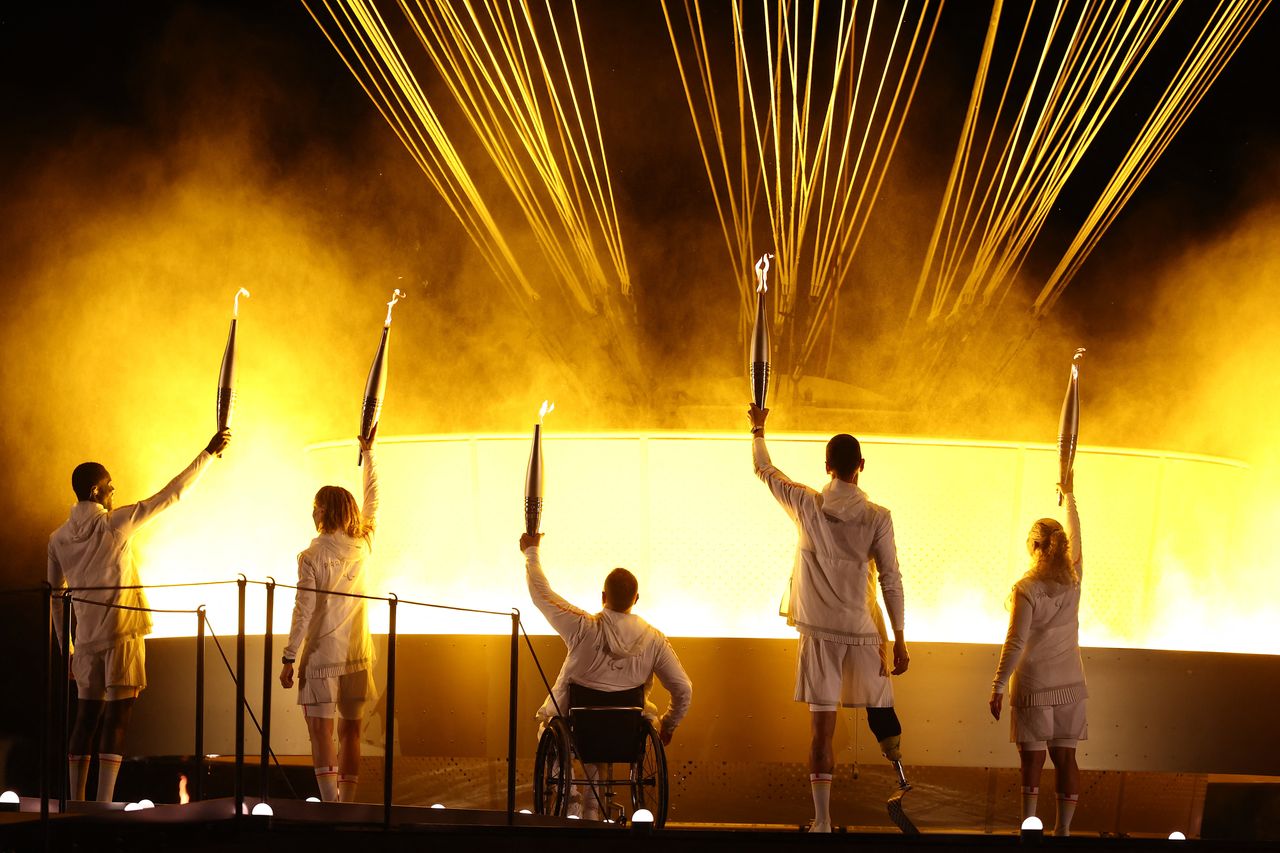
left=539, top=400, right=555, bottom=422
left=754, top=253, right=773, bottom=294
left=385, top=288, right=407, bottom=326
left=1072, top=347, right=1086, bottom=362
left=178, top=774, right=190, bottom=805
left=233, top=287, right=250, bottom=317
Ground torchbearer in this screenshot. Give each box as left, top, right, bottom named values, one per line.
left=1056, top=349, right=1086, bottom=504
left=525, top=401, right=553, bottom=535
left=215, top=288, right=250, bottom=454
left=749, top=253, right=773, bottom=410
left=747, top=403, right=917, bottom=834
left=358, top=289, right=405, bottom=466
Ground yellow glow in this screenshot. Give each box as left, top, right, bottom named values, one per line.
left=135, top=431, right=1273, bottom=655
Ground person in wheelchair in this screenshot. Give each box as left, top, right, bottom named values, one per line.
left=520, top=532, right=692, bottom=822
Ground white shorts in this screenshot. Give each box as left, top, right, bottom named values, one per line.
left=299, top=669, right=375, bottom=720
left=73, top=637, right=146, bottom=701
left=795, top=635, right=893, bottom=710
left=1012, top=698, right=1088, bottom=750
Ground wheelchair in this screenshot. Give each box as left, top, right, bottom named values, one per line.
left=532, top=683, right=669, bottom=826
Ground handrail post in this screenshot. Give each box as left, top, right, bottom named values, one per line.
left=195, top=606, right=206, bottom=801
left=235, top=575, right=246, bottom=817
left=507, top=610, right=519, bottom=823
left=383, top=594, right=398, bottom=830
left=40, top=583, right=53, bottom=824
left=260, top=578, right=275, bottom=802
left=59, top=593, right=72, bottom=813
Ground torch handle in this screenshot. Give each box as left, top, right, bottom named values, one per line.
left=524, top=497, right=543, bottom=536
left=751, top=362, right=771, bottom=410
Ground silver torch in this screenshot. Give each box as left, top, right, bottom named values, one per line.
left=1056, top=348, right=1086, bottom=504
left=358, top=288, right=405, bottom=466
left=749, top=253, right=774, bottom=410
left=524, top=400, right=554, bottom=535
left=215, top=288, right=250, bottom=456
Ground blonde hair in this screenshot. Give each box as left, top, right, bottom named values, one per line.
left=313, top=485, right=373, bottom=541
left=1025, top=517, right=1077, bottom=586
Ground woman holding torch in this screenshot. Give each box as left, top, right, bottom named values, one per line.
left=280, top=427, right=380, bottom=803
left=989, top=467, right=1086, bottom=837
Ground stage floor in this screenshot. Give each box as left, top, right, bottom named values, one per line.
left=3, top=796, right=1277, bottom=853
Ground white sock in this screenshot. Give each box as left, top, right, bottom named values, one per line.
left=1021, top=785, right=1039, bottom=824
left=96, top=754, right=123, bottom=803
left=68, top=754, right=90, bottom=801
left=314, top=766, right=339, bottom=802
left=1055, top=794, right=1078, bottom=836
left=338, top=774, right=358, bottom=803
left=810, top=773, right=832, bottom=829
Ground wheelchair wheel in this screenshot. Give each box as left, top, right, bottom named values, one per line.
left=534, top=717, right=571, bottom=816
left=629, top=721, right=669, bottom=827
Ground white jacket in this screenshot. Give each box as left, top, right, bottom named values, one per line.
left=48, top=450, right=215, bottom=653
left=992, top=494, right=1087, bottom=706
left=754, top=436, right=905, bottom=644
left=525, top=547, right=693, bottom=733
left=284, top=449, right=379, bottom=679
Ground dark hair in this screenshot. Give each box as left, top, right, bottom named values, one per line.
left=603, top=568, right=638, bottom=612
left=72, top=462, right=108, bottom=501
left=825, top=434, right=863, bottom=479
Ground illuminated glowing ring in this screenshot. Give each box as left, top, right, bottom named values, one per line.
left=533, top=717, right=571, bottom=817
left=629, top=721, right=668, bottom=828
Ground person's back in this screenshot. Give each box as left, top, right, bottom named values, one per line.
left=519, top=534, right=692, bottom=738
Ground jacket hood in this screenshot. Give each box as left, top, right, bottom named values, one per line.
left=65, top=501, right=107, bottom=542
left=820, top=479, right=867, bottom=522
left=310, top=532, right=369, bottom=559
left=596, top=609, right=650, bottom=658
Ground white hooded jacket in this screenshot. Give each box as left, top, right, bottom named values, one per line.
left=284, top=449, right=379, bottom=679
left=754, top=436, right=905, bottom=645
left=48, top=450, right=214, bottom=653
left=525, top=547, right=692, bottom=733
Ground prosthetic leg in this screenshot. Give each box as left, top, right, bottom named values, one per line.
left=868, top=709, right=918, bottom=835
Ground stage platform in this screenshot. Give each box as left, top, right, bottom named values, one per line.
left=1, top=796, right=1277, bottom=853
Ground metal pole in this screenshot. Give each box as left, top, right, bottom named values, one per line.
left=260, top=579, right=275, bottom=802
left=383, top=594, right=397, bottom=830
left=59, top=593, right=72, bottom=813
left=235, top=576, right=246, bottom=817
left=40, top=584, right=52, bottom=823
left=195, top=606, right=206, bottom=801
left=507, top=610, right=519, bottom=823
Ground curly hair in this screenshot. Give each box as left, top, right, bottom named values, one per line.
left=1025, top=517, right=1078, bottom=585
left=313, top=485, right=373, bottom=541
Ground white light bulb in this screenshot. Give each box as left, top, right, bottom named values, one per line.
left=431, top=803, right=445, bottom=809
left=306, top=797, right=321, bottom=803
left=124, top=802, right=143, bottom=812
left=1169, top=831, right=1187, bottom=840
left=251, top=803, right=273, bottom=816
left=518, top=808, right=531, bottom=814
left=567, top=814, right=580, bottom=820
left=632, top=808, right=655, bottom=823
left=138, top=799, right=155, bottom=809
left=1021, top=816, right=1043, bottom=831
left=0, top=791, right=18, bottom=804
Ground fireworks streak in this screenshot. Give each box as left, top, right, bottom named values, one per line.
left=663, top=0, right=944, bottom=379
left=302, top=0, right=633, bottom=341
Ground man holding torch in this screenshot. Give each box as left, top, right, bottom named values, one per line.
left=48, top=428, right=232, bottom=802
left=748, top=404, right=912, bottom=833
left=519, top=532, right=693, bottom=822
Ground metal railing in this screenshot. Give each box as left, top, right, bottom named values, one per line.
left=10, top=575, right=552, bottom=832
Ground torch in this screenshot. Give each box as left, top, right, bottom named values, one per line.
left=215, top=288, right=250, bottom=455
left=749, top=253, right=774, bottom=410
left=1056, top=348, right=1086, bottom=504
left=524, top=400, right=554, bottom=535
left=358, top=288, right=406, bottom=466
